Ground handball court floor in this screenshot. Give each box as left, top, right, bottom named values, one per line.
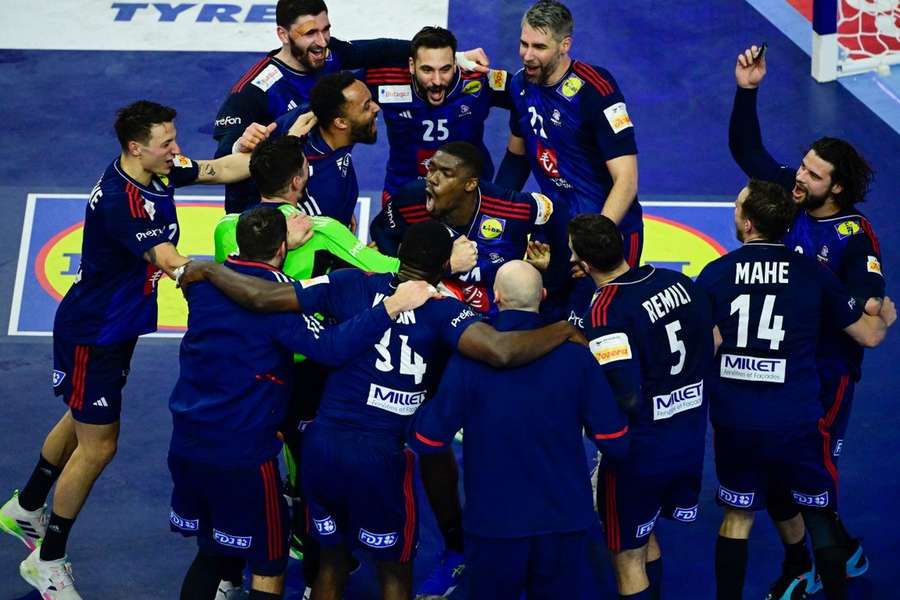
left=1, top=0, right=899, bottom=597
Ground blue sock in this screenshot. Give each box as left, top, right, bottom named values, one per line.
left=647, top=557, right=662, bottom=599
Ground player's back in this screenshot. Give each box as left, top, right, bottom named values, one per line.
left=300, top=270, right=480, bottom=440
left=698, top=242, right=855, bottom=430
left=586, top=266, right=712, bottom=471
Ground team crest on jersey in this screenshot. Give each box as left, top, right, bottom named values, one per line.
left=52, top=369, right=66, bottom=387
left=250, top=64, right=283, bottom=92
left=531, top=193, right=553, bottom=225
left=603, top=102, right=633, bottom=134
left=557, top=75, right=584, bottom=99
left=867, top=255, right=882, bottom=275
left=550, top=108, right=562, bottom=126
left=143, top=198, right=156, bottom=220
left=488, top=69, right=507, bottom=91
left=463, top=80, right=482, bottom=95
left=478, top=215, right=506, bottom=240
left=459, top=104, right=471, bottom=117
left=835, top=220, right=860, bottom=239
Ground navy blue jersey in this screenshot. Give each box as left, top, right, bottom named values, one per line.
left=53, top=157, right=198, bottom=345
left=729, top=86, right=886, bottom=380
left=292, top=270, right=481, bottom=441
left=508, top=61, right=641, bottom=233
left=785, top=212, right=884, bottom=379
left=582, top=266, right=712, bottom=473
left=696, top=242, right=862, bottom=431
left=169, top=259, right=393, bottom=466
left=371, top=180, right=565, bottom=313
left=409, top=309, right=629, bottom=538
left=212, top=38, right=408, bottom=212
left=362, top=66, right=512, bottom=200
left=271, top=117, right=358, bottom=226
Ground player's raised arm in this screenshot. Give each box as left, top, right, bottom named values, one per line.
left=495, top=134, right=530, bottom=191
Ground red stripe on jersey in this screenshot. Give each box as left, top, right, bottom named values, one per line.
left=625, top=233, right=640, bottom=267
left=594, top=425, right=629, bottom=440
left=262, top=461, right=283, bottom=560
left=818, top=418, right=840, bottom=494
left=414, top=432, right=446, bottom=448
left=481, top=201, right=531, bottom=217
left=367, top=67, right=410, bottom=74
left=126, top=183, right=140, bottom=218
left=481, top=206, right=530, bottom=221
left=400, top=449, right=417, bottom=563
left=367, top=78, right=410, bottom=84
left=232, top=57, right=271, bottom=93
left=823, top=375, right=849, bottom=428
left=859, top=218, right=881, bottom=255
left=460, top=71, right=482, bottom=80
left=573, top=62, right=614, bottom=96
left=226, top=257, right=281, bottom=271
left=591, top=285, right=619, bottom=328
left=68, top=345, right=89, bottom=411
left=604, top=470, right=620, bottom=552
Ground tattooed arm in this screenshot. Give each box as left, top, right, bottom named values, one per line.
left=194, top=152, right=251, bottom=184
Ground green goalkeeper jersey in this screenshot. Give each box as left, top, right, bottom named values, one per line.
left=213, top=203, right=400, bottom=278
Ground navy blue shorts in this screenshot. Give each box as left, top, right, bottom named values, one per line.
left=714, top=426, right=838, bottom=512
left=168, top=454, right=288, bottom=576
left=597, top=463, right=700, bottom=552
left=820, top=374, right=854, bottom=465
left=465, top=530, right=587, bottom=600
left=301, top=423, right=417, bottom=562
left=53, top=336, right=137, bottom=425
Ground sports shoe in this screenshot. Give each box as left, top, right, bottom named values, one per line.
left=415, top=548, right=465, bottom=599
left=19, top=547, right=82, bottom=599
left=765, top=564, right=818, bottom=600
left=215, top=580, right=249, bottom=600
left=846, top=539, right=869, bottom=578
left=0, top=490, right=48, bottom=551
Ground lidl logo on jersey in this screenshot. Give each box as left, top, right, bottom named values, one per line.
left=589, top=333, right=632, bottom=365
left=835, top=220, right=861, bottom=239
left=358, top=529, right=398, bottom=549
left=558, top=75, right=584, bottom=99
left=652, top=380, right=703, bottom=421
left=478, top=216, right=506, bottom=240
left=462, top=80, right=482, bottom=95
left=367, top=383, right=426, bottom=416
left=213, top=529, right=252, bottom=549
left=720, top=354, right=786, bottom=383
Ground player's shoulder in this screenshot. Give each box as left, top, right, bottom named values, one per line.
left=230, top=51, right=281, bottom=94
left=569, top=61, right=620, bottom=97
left=478, top=182, right=534, bottom=222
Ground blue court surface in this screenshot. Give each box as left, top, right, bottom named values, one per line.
left=1, top=0, right=899, bottom=598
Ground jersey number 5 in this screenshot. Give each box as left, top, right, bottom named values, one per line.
left=374, top=329, right=428, bottom=384
left=665, top=320, right=686, bottom=375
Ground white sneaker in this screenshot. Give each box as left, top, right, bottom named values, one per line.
left=0, top=490, right=48, bottom=551
left=19, top=547, right=82, bottom=599
left=216, top=580, right=249, bottom=600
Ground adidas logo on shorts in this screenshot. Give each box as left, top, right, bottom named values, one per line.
left=92, top=397, right=109, bottom=407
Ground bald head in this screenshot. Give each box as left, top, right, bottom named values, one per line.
left=494, top=260, right=545, bottom=312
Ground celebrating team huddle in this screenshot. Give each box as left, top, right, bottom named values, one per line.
left=0, top=1, right=894, bottom=600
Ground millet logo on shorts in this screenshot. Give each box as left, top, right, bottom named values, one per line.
left=213, top=529, right=252, bottom=549
left=358, top=528, right=397, bottom=549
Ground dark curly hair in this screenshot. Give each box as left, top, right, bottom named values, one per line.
left=809, top=137, right=874, bottom=209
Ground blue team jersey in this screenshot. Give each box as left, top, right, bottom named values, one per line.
left=784, top=211, right=884, bottom=379
left=363, top=66, right=512, bottom=201
left=371, top=180, right=564, bottom=314
left=169, top=259, right=393, bottom=466
left=696, top=242, right=862, bottom=431
left=508, top=60, right=641, bottom=233
left=212, top=38, right=409, bottom=212
left=54, top=157, right=198, bottom=345
left=293, top=270, right=481, bottom=441
left=582, top=266, right=712, bottom=473
left=271, top=117, right=358, bottom=226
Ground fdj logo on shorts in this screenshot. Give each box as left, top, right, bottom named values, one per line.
left=314, top=516, right=336, bottom=536
left=792, top=491, right=829, bottom=508
left=358, top=528, right=398, bottom=549
left=672, top=505, right=699, bottom=522
left=718, top=486, right=755, bottom=508
left=169, top=510, right=199, bottom=531
left=213, top=529, right=252, bottom=549
left=635, top=508, right=661, bottom=538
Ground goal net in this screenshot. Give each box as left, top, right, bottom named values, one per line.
left=812, top=0, right=900, bottom=81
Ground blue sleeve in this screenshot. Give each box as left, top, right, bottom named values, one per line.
left=580, top=70, right=638, bottom=161
left=213, top=84, right=270, bottom=155
left=842, top=224, right=885, bottom=301
left=101, top=191, right=175, bottom=258
left=371, top=182, right=418, bottom=255
left=728, top=87, right=795, bottom=191
left=291, top=269, right=360, bottom=318
left=408, top=354, right=469, bottom=454
left=487, top=69, right=513, bottom=110
left=271, top=106, right=310, bottom=140
left=529, top=191, right=569, bottom=295
left=169, top=158, right=201, bottom=188
left=330, top=37, right=410, bottom=69
left=274, top=305, right=391, bottom=366
left=508, top=104, right=523, bottom=138
left=584, top=313, right=643, bottom=417
left=578, top=351, right=630, bottom=460
left=817, top=264, right=864, bottom=330
left=494, top=149, right=530, bottom=191
left=437, top=299, right=482, bottom=348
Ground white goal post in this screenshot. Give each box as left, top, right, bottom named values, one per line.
left=812, top=0, right=900, bottom=81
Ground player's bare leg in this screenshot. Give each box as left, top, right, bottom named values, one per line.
left=716, top=509, right=754, bottom=600
left=376, top=559, right=413, bottom=600
left=51, top=420, right=118, bottom=521
left=250, top=571, right=284, bottom=596
left=40, top=410, right=79, bottom=469
left=611, top=543, right=649, bottom=596
left=311, top=545, right=350, bottom=600
left=645, top=532, right=662, bottom=599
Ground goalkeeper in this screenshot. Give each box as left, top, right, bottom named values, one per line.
left=214, top=134, right=400, bottom=586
